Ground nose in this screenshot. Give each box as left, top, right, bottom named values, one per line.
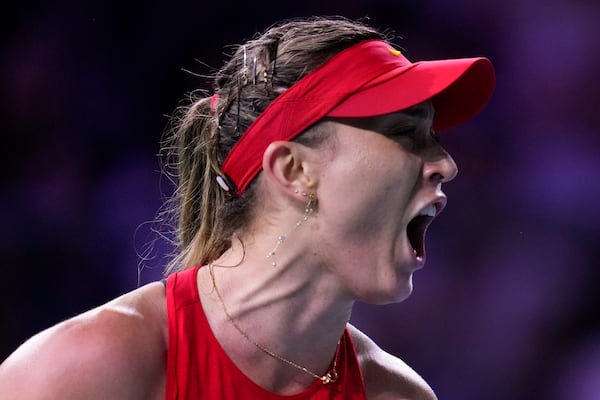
left=423, top=145, right=458, bottom=185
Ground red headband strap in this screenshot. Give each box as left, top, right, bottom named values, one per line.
left=221, top=39, right=494, bottom=194
left=222, top=40, right=411, bottom=194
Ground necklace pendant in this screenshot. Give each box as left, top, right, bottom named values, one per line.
left=321, top=370, right=338, bottom=385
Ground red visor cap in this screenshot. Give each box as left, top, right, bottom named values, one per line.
left=327, top=56, right=496, bottom=132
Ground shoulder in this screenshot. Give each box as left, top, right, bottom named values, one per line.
left=0, top=282, right=167, bottom=400
left=348, top=324, right=437, bottom=400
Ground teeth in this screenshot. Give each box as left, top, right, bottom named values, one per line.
left=413, top=249, right=423, bottom=262
left=418, top=204, right=436, bottom=217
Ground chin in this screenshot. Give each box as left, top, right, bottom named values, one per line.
left=360, top=274, right=414, bottom=305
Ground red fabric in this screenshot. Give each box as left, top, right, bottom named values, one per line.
left=165, top=266, right=368, bottom=399
left=221, top=39, right=495, bottom=194
left=210, top=94, right=219, bottom=115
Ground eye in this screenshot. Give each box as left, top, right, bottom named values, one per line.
left=387, top=127, right=418, bottom=140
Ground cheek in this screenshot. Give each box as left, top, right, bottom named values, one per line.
left=355, top=155, right=421, bottom=215
left=316, top=135, right=422, bottom=232
left=319, top=154, right=382, bottom=216
left=319, top=159, right=408, bottom=238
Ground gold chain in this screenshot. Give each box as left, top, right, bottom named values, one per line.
left=209, top=265, right=340, bottom=385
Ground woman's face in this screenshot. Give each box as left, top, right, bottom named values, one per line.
left=311, top=102, right=458, bottom=304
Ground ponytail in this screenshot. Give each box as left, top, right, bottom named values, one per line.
left=161, top=17, right=383, bottom=274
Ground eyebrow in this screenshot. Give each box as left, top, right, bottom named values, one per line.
left=326, top=101, right=435, bottom=133
left=401, top=102, right=435, bottom=121
left=379, top=103, right=434, bottom=132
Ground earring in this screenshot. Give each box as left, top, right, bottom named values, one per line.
left=297, top=193, right=315, bottom=226
left=267, top=193, right=316, bottom=267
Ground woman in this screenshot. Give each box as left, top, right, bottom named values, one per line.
left=0, top=16, right=495, bottom=399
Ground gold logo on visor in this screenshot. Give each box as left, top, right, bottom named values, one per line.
left=387, top=46, right=402, bottom=56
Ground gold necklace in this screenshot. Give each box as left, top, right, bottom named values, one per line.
left=209, top=265, right=340, bottom=385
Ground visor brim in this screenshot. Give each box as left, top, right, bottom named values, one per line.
left=327, top=57, right=496, bottom=131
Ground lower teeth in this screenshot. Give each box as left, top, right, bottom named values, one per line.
left=413, top=250, right=423, bottom=262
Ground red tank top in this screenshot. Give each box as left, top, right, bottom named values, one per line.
left=165, top=265, right=367, bottom=399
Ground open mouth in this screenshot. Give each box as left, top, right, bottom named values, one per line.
left=406, top=202, right=441, bottom=261
left=406, top=215, right=434, bottom=260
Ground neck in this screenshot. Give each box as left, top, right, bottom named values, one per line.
left=197, top=231, right=353, bottom=393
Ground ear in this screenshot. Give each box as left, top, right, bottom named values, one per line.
left=262, top=141, right=318, bottom=197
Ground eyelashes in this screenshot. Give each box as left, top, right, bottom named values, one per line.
left=385, top=126, right=441, bottom=149
left=387, top=127, right=418, bottom=140
left=386, top=126, right=434, bottom=141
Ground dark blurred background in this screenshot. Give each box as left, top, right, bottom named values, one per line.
left=2, top=1, right=599, bottom=399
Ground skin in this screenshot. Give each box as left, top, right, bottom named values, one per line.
left=0, top=103, right=456, bottom=399
left=308, top=107, right=456, bottom=305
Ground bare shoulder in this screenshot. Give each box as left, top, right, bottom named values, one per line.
left=348, top=324, right=437, bottom=400
left=0, top=282, right=167, bottom=400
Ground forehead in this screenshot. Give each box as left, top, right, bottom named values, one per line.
left=328, top=101, right=435, bottom=132
left=399, top=101, right=435, bottom=121
left=381, top=101, right=434, bottom=127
